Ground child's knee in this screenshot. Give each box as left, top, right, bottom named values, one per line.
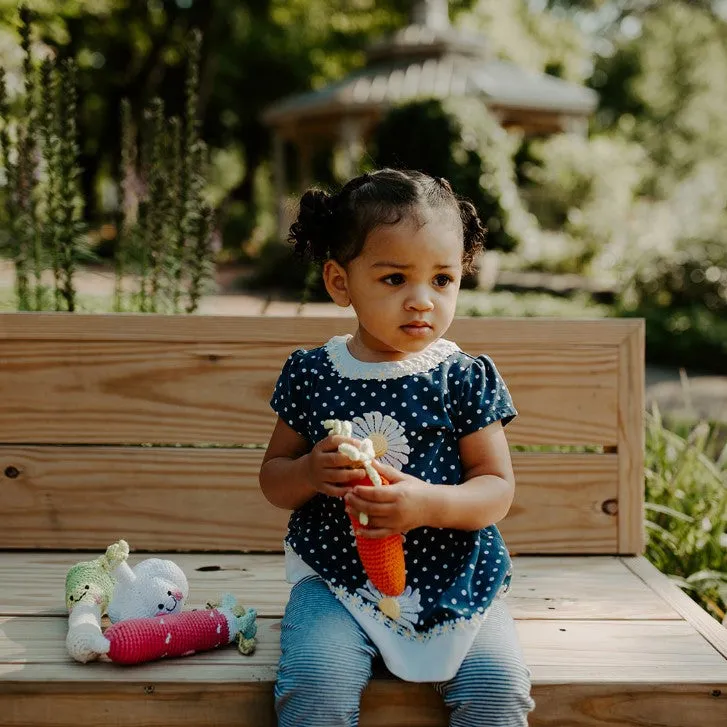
left=442, top=655, right=534, bottom=726
left=275, top=650, right=369, bottom=726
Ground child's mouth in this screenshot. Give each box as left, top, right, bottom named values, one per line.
left=401, top=323, right=432, bottom=337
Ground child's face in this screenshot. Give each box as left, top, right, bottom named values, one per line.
left=325, top=210, right=464, bottom=359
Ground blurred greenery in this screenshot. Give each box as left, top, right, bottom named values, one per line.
left=644, top=407, right=727, bottom=622
left=0, top=0, right=726, bottom=366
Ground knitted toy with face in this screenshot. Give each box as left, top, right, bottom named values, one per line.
left=65, top=539, right=130, bottom=663
left=108, top=557, right=189, bottom=623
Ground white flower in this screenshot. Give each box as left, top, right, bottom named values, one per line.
left=352, top=412, right=410, bottom=468
left=356, top=580, right=422, bottom=631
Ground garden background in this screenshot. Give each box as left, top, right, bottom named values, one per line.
left=0, top=0, right=725, bottom=622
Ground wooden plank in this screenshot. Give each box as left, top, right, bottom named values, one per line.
left=618, top=323, right=645, bottom=553
left=0, top=338, right=618, bottom=446
left=624, top=556, right=727, bottom=661
left=1, top=681, right=725, bottom=727
left=0, top=313, right=643, bottom=346
left=0, top=448, right=618, bottom=553
left=4, top=617, right=727, bottom=682
left=0, top=555, right=679, bottom=621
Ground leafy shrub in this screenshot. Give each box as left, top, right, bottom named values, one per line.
left=374, top=97, right=539, bottom=255
left=645, top=408, right=727, bottom=622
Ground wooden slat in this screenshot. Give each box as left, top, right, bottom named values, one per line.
left=624, top=556, right=727, bottom=661
left=2, top=617, right=726, bottom=727
left=2, top=680, right=725, bottom=727
left=618, top=322, right=646, bottom=553
left=0, top=313, right=645, bottom=346
left=5, top=617, right=727, bottom=680
left=0, top=448, right=618, bottom=553
left=0, top=555, right=679, bottom=621
left=0, top=316, right=630, bottom=446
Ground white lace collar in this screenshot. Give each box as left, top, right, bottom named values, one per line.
left=324, top=334, right=460, bottom=380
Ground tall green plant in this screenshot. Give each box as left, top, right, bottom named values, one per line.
left=114, top=28, right=215, bottom=314
left=645, top=407, right=727, bottom=622
left=0, top=6, right=89, bottom=312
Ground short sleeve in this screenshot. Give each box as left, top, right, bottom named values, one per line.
left=451, top=355, right=517, bottom=437
left=270, top=349, right=311, bottom=440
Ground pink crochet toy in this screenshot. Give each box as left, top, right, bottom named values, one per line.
left=102, top=593, right=257, bottom=665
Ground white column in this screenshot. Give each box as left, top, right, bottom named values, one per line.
left=412, top=0, right=450, bottom=30
left=338, top=117, right=364, bottom=181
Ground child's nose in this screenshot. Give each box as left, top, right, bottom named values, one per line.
left=405, top=289, right=435, bottom=310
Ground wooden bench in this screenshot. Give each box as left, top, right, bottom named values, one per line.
left=1, top=313, right=726, bottom=726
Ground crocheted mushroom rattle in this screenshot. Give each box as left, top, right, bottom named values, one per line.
left=324, top=419, right=407, bottom=620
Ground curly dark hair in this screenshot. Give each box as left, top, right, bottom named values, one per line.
left=287, top=168, right=486, bottom=274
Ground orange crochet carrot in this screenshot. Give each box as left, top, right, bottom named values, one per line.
left=324, top=418, right=408, bottom=620
left=347, top=472, right=407, bottom=601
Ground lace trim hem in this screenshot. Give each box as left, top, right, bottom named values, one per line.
left=324, top=335, right=460, bottom=380
left=328, top=582, right=490, bottom=641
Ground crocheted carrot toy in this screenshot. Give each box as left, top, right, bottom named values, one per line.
left=324, top=419, right=407, bottom=620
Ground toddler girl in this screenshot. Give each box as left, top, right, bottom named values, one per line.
left=260, top=168, right=535, bottom=726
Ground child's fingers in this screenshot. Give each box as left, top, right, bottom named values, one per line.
left=354, top=525, right=398, bottom=540
left=323, top=450, right=366, bottom=469
left=345, top=496, right=392, bottom=517
left=319, top=435, right=361, bottom=452
left=371, top=459, right=403, bottom=481
left=350, top=484, right=398, bottom=502
left=323, top=467, right=367, bottom=483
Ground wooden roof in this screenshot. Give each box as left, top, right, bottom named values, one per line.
left=262, top=3, right=597, bottom=129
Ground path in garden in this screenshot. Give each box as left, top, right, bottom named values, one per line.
left=1, top=261, right=725, bottom=424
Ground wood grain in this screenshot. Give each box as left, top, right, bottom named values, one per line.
left=4, top=617, right=727, bottom=681
left=0, top=313, right=643, bottom=345
left=0, top=318, right=626, bottom=446
left=0, top=448, right=618, bottom=552
left=0, top=554, right=679, bottom=621
left=617, top=323, right=646, bottom=553
left=1, top=681, right=725, bottom=727
left=624, top=556, right=727, bottom=660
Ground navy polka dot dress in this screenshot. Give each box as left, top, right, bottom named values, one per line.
left=270, top=334, right=518, bottom=681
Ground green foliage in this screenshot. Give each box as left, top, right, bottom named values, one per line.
left=644, top=408, right=727, bottom=622
left=374, top=97, right=539, bottom=254
left=460, top=0, right=590, bottom=83
left=0, top=8, right=215, bottom=314
left=522, top=132, right=649, bottom=275
left=0, top=7, right=91, bottom=312
left=114, top=29, right=215, bottom=314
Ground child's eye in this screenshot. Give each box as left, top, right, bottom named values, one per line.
left=382, top=273, right=405, bottom=286
left=433, top=274, right=453, bottom=288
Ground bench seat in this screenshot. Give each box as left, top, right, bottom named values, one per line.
left=2, top=552, right=726, bottom=727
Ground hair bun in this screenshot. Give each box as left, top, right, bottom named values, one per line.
left=288, top=189, right=335, bottom=261
left=459, top=199, right=487, bottom=272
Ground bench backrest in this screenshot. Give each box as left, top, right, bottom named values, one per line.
left=0, top=313, right=644, bottom=555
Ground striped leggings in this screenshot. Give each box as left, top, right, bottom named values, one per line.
left=275, top=577, right=535, bottom=727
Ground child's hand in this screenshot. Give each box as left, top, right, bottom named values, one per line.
left=344, top=461, right=432, bottom=539
left=305, top=435, right=367, bottom=497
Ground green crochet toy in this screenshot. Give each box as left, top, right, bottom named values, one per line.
left=65, top=539, right=129, bottom=662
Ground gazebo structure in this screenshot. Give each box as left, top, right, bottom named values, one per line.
left=262, top=0, right=598, bottom=236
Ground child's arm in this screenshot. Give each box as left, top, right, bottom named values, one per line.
left=344, top=421, right=514, bottom=536
left=260, top=417, right=367, bottom=510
